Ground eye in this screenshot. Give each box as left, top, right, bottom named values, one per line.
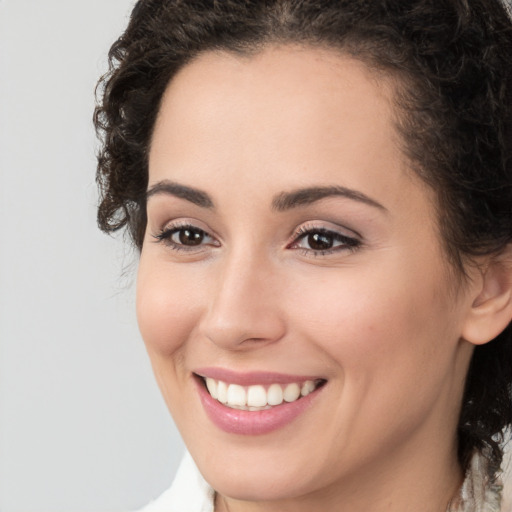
left=172, top=227, right=206, bottom=246
left=289, top=225, right=361, bottom=255
left=152, top=222, right=219, bottom=251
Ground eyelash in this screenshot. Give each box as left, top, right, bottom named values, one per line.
left=152, top=222, right=217, bottom=252
left=288, top=225, right=361, bottom=256
left=152, top=222, right=361, bottom=256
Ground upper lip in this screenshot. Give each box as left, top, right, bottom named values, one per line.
left=194, top=367, right=325, bottom=386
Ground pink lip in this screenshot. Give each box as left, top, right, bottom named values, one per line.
left=194, top=367, right=322, bottom=386
left=194, top=373, right=325, bottom=436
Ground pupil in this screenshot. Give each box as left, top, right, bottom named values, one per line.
left=308, top=232, right=333, bottom=250
left=179, top=229, right=204, bottom=246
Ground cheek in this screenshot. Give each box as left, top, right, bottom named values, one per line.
left=136, top=261, right=203, bottom=358
left=286, top=260, right=456, bottom=381
left=284, top=264, right=461, bottom=453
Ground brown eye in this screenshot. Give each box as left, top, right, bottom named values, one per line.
left=290, top=226, right=361, bottom=255
left=307, top=232, right=334, bottom=251
left=153, top=223, right=219, bottom=251
left=177, top=228, right=204, bottom=246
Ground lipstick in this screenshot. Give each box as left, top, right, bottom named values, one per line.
left=194, top=369, right=325, bottom=435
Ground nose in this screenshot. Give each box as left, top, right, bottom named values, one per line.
left=198, top=252, right=286, bottom=350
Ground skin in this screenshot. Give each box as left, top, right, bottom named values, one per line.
left=136, top=46, right=494, bottom=511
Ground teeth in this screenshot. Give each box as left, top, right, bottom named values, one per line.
left=203, top=377, right=321, bottom=410
left=247, top=385, right=267, bottom=407
left=227, top=384, right=246, bottom=406
left=217, top=380, right=228, bottom=404
left=206, top=378, right=218, bottom=399
left=283, top=383, right=301, bottom=402
left=301, top=380, right=315, bottom=397
left=267, top=384, right=283, bottom=406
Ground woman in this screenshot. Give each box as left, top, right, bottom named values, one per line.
left=94, top=1, right=512, bottom=510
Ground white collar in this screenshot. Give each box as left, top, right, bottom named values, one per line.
left=138, top=451, right=214, bottom=512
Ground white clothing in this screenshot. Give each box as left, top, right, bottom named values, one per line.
left=138, top=452, right=214, bottom=512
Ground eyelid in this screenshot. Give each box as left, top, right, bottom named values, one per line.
left=290, top=220, right=360, bottom=241
left=157, top=216, right=212, bottom=233
left=287, top=221, right=362, bottom=255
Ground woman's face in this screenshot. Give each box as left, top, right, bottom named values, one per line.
left=137, top=47, right=475, bottom=508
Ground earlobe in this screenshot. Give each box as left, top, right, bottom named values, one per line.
left=462, top=249, right=512, bottom=346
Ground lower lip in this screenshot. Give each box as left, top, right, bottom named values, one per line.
left=195, top=378, right=323, bottom=435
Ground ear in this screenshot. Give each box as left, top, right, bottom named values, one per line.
left=461, top=246, right=512, bottom=345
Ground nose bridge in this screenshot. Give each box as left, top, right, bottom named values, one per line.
left=200, top=245, right=285, bottom=349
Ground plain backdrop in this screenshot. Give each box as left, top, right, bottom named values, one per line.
left=0, top=1, right=185, bottom=511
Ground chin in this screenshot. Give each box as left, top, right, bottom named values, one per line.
left=197, top=457, right=317, bottom=503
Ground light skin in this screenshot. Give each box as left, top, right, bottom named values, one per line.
left=136, top=46, right=512, bottom=512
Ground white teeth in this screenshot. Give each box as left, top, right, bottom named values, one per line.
left=227, top=384, right=246, bottom=406
left=301, top=380, right=315, bottom=397
left=247, top=385, right=267, bottom=407
left=206, top=378, right=218, bottom=399
left=283, top=383, right=301, bottom=402
left=267, top=383, right=284, bottom=406
left=204, top=378, right=320, bottom=409
left=217, top=380, right=228, bottom=404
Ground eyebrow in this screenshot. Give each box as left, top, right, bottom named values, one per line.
left=146, top=180, right=214, bottom=209
left=272, top=186, right=387, bottom=212
left=146, top=180, right=386, bottom=213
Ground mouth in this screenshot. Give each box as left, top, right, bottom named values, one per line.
left=194, top=371, right=327, bottom=435
left=199, top=376, right=326, bottom=411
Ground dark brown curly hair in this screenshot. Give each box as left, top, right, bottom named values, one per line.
left=94, top=0, right=512, bottom=479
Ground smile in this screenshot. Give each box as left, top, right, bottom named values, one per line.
left=194, top=370, right=327, bottom=435
left=204, top=377, right=323, bottom=411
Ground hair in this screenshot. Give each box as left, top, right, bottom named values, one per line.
left=94, top=0, right=512, bottom=480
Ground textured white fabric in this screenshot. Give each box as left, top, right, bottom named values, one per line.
left=502, top=441, right=512, bottom=512
left=137, top=452, right=214, bottom=512
left=137, top=448, right=512, bottom=512
left=450, top=452, right=501, bottom=512
left=499, top=0, right=512, bottom=19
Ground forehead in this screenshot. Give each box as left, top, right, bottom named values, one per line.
left=152, top=45, right=396, bottom=144
left=149, top=45, right=424, bottom=210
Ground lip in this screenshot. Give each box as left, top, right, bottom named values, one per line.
left=193, top=370, right=325, bottom=435
left=194, top=367, right=323, bottom=386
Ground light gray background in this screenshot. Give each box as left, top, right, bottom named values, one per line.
left=0, top=1, right=185, bottom=511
